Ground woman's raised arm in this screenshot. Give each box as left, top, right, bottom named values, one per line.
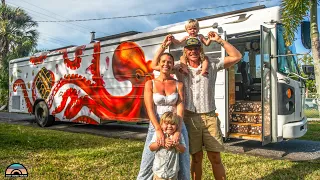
left=151, top=35, right=173, bottom=71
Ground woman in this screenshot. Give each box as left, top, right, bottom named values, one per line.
left=137, top=36, right=190, bottom=180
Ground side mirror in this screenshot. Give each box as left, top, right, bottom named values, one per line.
left=302, top=65, right=315, bottom=80
left=302, top=65, right=314, bottom=74
left=301, top=21, right=311, bottom=49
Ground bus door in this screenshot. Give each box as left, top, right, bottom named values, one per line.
left=260, top=25, right=272, bottom=145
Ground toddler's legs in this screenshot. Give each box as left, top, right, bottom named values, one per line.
left=179, top=56, right=189, bottom=74
left=200, top=57, right=209, bottom=76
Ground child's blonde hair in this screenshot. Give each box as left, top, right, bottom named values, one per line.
left=160, top=112, right=179, bottom=127
left=185, top=19, right=199, bottom=31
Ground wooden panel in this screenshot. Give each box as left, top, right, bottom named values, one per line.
left=230, top=122, right=262, bottom=126
left=232, top=112, right=261, bottom=115
left=228, top=66, right=235, bottom=105
left=229, top=133, right=262, bottom=141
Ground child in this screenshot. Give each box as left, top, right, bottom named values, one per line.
left=149, top=112, right=186, bottom=180
left=171, top=19, right=211, bottom=76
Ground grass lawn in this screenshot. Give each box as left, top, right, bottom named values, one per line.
left=299, top=121, right=320, bottom=141
left=0, top=123, right=319, bottom=180
left=305, top=109, right=320, bottom=118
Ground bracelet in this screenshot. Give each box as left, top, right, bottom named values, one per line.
left=161, top=44, right=168, bottom=49
left=217, top=40, right=224, bottom=46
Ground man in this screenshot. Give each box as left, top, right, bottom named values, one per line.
left=175, top=32, right=242, bottom=180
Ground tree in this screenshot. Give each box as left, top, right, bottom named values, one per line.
left=298, top=54, right=317, bottom=96
left=0, top=4, right=38, bottom=106
left=281, top=0, right=320, bottom=99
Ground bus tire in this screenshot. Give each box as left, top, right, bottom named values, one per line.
left=34, top=101, right=54, bottom=127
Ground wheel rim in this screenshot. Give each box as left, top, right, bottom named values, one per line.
left=36, top=106, right=47, bottom=125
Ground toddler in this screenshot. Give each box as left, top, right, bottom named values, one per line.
left=171, top=19, right=211, bottom=76
left=149, top=112, right=186, bottom=180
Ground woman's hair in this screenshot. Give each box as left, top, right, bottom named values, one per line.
left=185, top=19, right=199, bottom=31
left=160, top=53, right=174, bottom=61
left=158, top=53, right=175, bottom=65
left=160, top=112, right=179, bottom=126
left=181, top=46, right=205, bottom=63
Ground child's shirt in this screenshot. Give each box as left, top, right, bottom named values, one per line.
left=150, top=133, right=186, bottom=179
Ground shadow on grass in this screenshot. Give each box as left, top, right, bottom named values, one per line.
left=257, top=159, right=320, bottom=180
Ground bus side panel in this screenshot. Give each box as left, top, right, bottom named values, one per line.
left=9, top=60, right=34, bottom=114
left=9, top=36, right=166, bottom=125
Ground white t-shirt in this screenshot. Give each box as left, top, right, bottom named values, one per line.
left=150, top=133, right=186, bottom=179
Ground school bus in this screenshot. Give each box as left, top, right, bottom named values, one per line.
left=9, top=5, right=312, bottom=145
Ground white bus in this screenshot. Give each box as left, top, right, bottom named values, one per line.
left=9, top=5, right=311, bottom=145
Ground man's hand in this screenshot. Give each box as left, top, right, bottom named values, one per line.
left=208, top=31, right=222, bottom=43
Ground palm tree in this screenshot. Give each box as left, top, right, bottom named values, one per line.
left=0, top=5, right=38, bottom=65
left=281, top=0, right=320, bottom=100
left=0, top=4, right=38, bottom=106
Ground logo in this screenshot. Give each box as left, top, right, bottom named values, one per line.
left=224, top=13, right=252, bottom=24
left=5, top=163, right=28, bottom=177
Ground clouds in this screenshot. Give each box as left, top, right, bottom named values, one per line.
left=7, top=0, right=281, bottom=50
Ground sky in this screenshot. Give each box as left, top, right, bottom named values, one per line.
left=5, top=0, right=318, bottom=53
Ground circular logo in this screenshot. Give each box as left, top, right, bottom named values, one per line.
left=5, top=163, right=28, bottom=177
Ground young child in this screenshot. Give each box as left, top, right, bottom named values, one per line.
left=149, top=112, right=186, bottom=180
left=171, top=19, right=211, bottom=76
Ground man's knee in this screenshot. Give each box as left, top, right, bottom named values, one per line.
left=207, top=151, right=222, bottom=165
left=191, top=151, right=203, bottom=164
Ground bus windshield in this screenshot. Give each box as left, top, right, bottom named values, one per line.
left=277, top=25, right=300, bottom=75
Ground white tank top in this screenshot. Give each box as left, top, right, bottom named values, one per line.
left=152, top=80, right=178, bottom=116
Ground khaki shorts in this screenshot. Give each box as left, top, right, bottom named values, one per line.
left=184, top=110, right=224, bottom=154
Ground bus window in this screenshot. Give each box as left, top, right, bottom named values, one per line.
left=277, top=25, right=299, bottom=75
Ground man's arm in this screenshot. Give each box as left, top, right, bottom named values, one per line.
left=208, top=32, right=242, bottom=68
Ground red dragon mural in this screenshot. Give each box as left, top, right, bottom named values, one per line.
left=12, top=41, right=153, bottom=124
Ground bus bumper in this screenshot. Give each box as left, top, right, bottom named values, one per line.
left=282, top=117, right=307, bottom=139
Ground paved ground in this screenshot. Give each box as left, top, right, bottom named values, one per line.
left=1, top=112, right=319, bottom=161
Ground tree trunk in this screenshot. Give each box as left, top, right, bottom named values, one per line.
left=310, top=0, right=320, bottom=115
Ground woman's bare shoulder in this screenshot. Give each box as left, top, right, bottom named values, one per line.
left=145, top=80, right=153, bottom=88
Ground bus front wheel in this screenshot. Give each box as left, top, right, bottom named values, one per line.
left=34, top=101, right=54, bottom=127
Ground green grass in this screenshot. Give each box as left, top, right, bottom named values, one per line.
left=299, top=121, right=320, bottom=141
left=305, top=109, right=320, bottom=118
left=0, top=123, right=319, bottom=180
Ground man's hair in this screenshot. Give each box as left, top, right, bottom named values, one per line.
left=181, top=46, right=205, bottom=63
left=185, top=19, right=199, bottom=30
left=160, top=112, right=179, bottom=126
